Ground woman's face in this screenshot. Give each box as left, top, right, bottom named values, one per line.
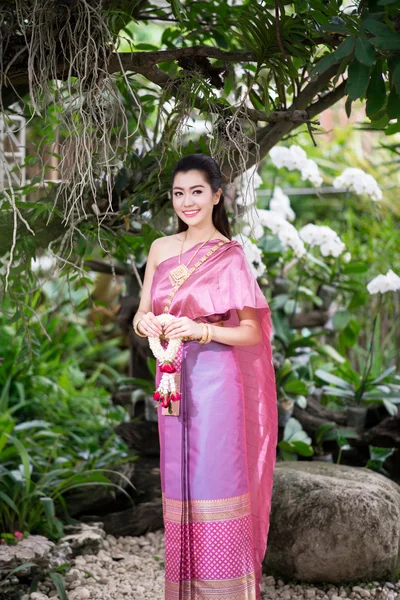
left=172, top=169, right=221, bottom=227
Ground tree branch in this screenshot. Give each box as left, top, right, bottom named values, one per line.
left=109, top=46, right=257, bottom=73
left=232, top=67, right=347, bottom=179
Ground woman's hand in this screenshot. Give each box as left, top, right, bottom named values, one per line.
left=135, top=311, right=163, bottom=337
left=162, top=316, right=204, bottom=340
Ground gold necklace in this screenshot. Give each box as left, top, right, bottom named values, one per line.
left=168, top=227, right=218, bottom=287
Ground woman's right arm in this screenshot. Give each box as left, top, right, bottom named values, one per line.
left=132, top=238, right=163, bottom=337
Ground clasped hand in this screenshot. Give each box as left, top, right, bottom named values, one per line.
left=138, top=312, right=203, bottom=340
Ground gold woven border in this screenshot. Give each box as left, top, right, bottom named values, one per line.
left=162, top=492, right=251, bottom=523
left=163, top=240, right=226, bottom=314
left=165, top=572, right=257, bottom=600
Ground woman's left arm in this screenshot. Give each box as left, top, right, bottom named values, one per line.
left=210, top=306, right=262, bottom=346
left=163, top=307, right=262, bottom=346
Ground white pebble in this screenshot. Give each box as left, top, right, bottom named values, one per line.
left=75, top=589, right=90, bottom=599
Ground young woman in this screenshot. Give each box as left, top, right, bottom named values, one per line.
left=132, top=154, right=278, bottom=600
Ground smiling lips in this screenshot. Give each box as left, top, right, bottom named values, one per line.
left=182, top=209, right=200, bottom=217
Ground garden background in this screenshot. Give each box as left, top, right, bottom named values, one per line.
left=1, top=0, right=400, bottom=599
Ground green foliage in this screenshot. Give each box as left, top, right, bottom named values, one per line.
left=278, top=418, right=314, bottom=460
left=0, top=295, right=136, bottom=539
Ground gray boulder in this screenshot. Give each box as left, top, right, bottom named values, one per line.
left=264, top=461, right=400, bottom=583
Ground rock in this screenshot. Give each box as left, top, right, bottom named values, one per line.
left=86, top=498, right=163, bottom=537
left=0, top=535, right=55, bottom=578
left=75, top=589, right=90, bottom=599
left=361, top=413, right=400, bottom=448
left=59, top=523, right=105, bottom=556
left=352, top=587, right=370, bottom=597
left=65, top=460, right=136, bottom=518
left=264, top=462, right=400, bottom=582
left=114, top=421, right=160, bottom=456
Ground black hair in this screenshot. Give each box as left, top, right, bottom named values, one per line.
left=171, top=153, right=231, bottom=240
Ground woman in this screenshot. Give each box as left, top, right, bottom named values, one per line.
left=132, top=154, right=278, bottom=600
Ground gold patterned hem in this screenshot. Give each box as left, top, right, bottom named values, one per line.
left=165, top=572, right=257, bottom=600
left=162, top=491, right=252, bottom=523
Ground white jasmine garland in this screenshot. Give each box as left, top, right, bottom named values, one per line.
left=367, top=269, right=400, bottom=294
left=333, top=168, right=382, bottom=202
left=148, top=314, right=183, bottom=363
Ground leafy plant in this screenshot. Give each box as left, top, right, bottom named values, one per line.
left=0, top=295, right=137, bottom=538
left=365, top=446, right=395, bottom=476
left=278, top=418, right=314, bottom=460
left=0, top=412, right=137, bottom=539
left=315, top=361, right=399, bottom=416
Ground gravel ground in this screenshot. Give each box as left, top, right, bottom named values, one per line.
left=19, top=529, right=400, bottom=600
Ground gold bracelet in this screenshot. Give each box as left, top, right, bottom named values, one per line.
left=133, top=318, right=147, bottom=338
left=198, top=323, right=208, bottom=344
left=205, top=323, right=213, bottom=344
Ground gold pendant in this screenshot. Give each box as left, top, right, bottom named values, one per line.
left=169, top=263, right=190, bottom=287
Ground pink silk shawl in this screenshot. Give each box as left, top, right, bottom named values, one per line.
left=151, top=238, right=278, bottom=588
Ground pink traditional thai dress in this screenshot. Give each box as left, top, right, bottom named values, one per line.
left=151, top=238, right=278, bottom=600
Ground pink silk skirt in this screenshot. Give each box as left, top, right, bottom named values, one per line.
left=156, top=338, right=260, bottom=600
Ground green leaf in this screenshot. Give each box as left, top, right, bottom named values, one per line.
left=212, top=30, right=229, bottom=49
left=369, top=447, right=395, bottom=462
left=310, top=38, right=354, bottom=78
left=346, top=60, right=371, bottom=100
left=311, top=53, right=340, bottom=77
left=333, top=310, right=351, bottom=331
left=6, top=563, right=39, bottom=578
left=391, top=60, right=400, bottom=94
left=7, top=435, right=32, bottom=490
left=317, top=344, right=346, bottom=364
left=345, top=96, right=352, bottom=118
left=283, top=380, right=309, bottom=395
left=335, top=37, right=356, bottom=60
left=342, top=262, right=369, bottom=274
left=373, top=34, right=400, bottom=51
left=283, top=417, right=303, bottom=439
left=320, top=386, right=355, bottom=399
left=387, top=88, right=400, bottom=119
left=383, top=399, right=398, bottom=416
left=378, top=0, right=399, bottom=4
left=0, top=491, right=19, bottom=513
left=366, top=61, right=387, bottom=118
left=355, top=36, right=376, bottom=66
left=315, top=369, right=353, bottom=390
left=362, top=16, right=392, bottom=37
left=371, top=366, right=396, bottom=384
left=48, top=572, right=69, bottom=600
left=167, top=0, right=187, bottom=22
left=290, top=440, right=314, bottom=457
left=296, top=395, right=307, bottom=409
left=41, top=497, right=55, bottom=520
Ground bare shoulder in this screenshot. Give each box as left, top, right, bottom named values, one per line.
left=151, top=233, right=231, bottom=268
left=150, top=235, right=181, bottom=268
left=151, top=234, right=181, bottom=254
